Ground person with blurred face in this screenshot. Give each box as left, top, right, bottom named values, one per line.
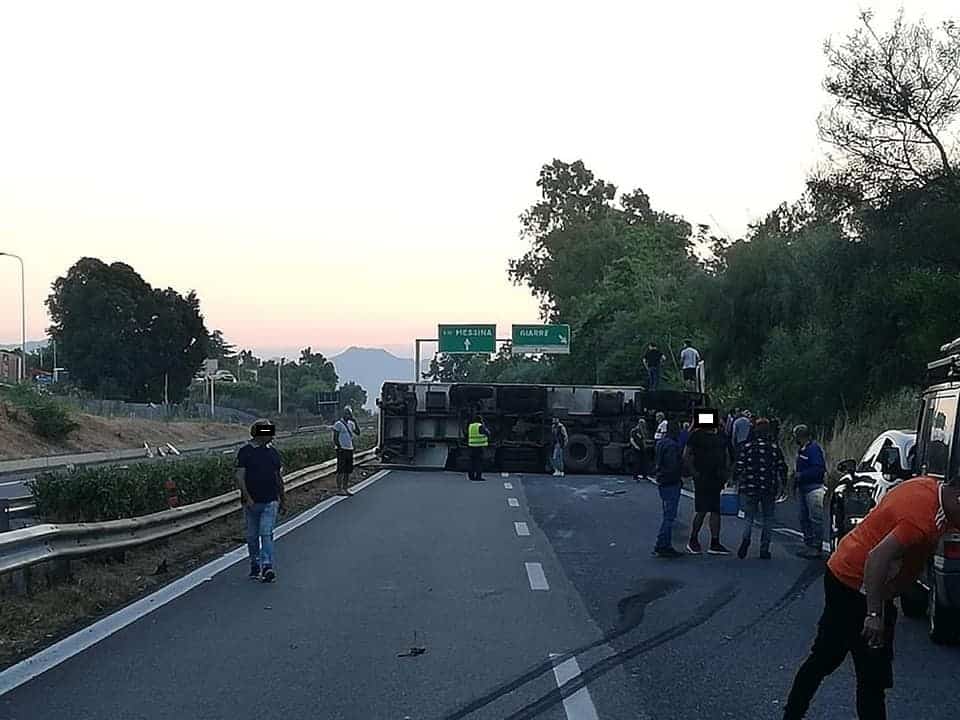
left=333, top=406, right=360, bottom=495
left=236, top=419, right=285, bottom=583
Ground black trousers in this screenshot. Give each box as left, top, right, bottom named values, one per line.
left=784, top=569, right=896, bottom=720
left=469, top=447, right=485, bottom=481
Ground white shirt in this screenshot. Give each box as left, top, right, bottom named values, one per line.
left=680, top=347, right=701, bottom=369
left=333, top=419, right=357, bottom=450
left=655, top=419, right=668, bottom=441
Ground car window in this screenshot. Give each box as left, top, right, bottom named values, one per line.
left=919, top=394, right=958, bottom=478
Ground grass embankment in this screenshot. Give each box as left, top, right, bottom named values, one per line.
left=0, top=385, right=245, bottom=461
left=822, top=388, right=919, bottom=472
left=0, top=438, right=377, bottom=670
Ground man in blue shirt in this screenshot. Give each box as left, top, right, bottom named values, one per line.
left=236, top=419, right=285, bottom=583
left=652, top=421, right=684, bottom=558
left=793, top=424, right=826, bottom=557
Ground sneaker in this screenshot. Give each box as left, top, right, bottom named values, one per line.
left=248, top=565, right=261, bottom=580
left=686, top=539, right=702, bottom=554
left=708, top=541, right=732, bottom=556
left=559, top=472, right=565, bottom=478
left=759, top=550, right=772, bottom=560
left=261, top=567, right=276, bottom=583
left=653, top=546, right=683, bottom=559
left=737, top=538, right=750, bottom=560
left=553, top=471, right=561, bottom=477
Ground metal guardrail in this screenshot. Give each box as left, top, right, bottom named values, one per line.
left=0, top=448, right=377, bottom=576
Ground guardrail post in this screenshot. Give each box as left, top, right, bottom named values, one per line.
left=0, top=500, right=9, bottom=532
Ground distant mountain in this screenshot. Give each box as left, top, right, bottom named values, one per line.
left=331, top=347, right=415, bottom=408
left=0, top=340, right=48, bottom=353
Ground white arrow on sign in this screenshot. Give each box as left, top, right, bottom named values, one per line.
left=464, top=337, right=472, bottom=351
left=558, top=335, right=568, bottom=344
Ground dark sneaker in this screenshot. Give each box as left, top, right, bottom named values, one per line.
left=737, top=538, right=750, bottom=560
left=248, top=565, right=261, bottom=580
left=261, top=567, right=276, bottom=583
left=759, top=550, right=772, bottom=560
left=708, top=541, right=732, bottom=556
left=653, top=547, right=683, bottom=559
left=686, top=539, right=702, bottom=554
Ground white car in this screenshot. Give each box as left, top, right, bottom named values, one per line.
left=827, top=429, right=917, bottom=553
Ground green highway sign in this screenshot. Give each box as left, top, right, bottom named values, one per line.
left=511, top=324, right=571, bottom=354
left=438, top=324, right=496, bottom=354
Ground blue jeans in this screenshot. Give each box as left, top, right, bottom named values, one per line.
left=741, top=492, right=776, bottom=552
left=798, top=485, right=822, bottom=548
left=647, top=366, right=661, bottom=391
left=552, top=445, right=564, bottom=473
left=245, top=501, right=279, bottom=569
left=655, top=483, right=681, bottom=550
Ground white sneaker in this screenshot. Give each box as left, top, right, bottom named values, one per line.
left=560, top=472, right=565, bottom=477
left=552, top=470, right=561, bottom=477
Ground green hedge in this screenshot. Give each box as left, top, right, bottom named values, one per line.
left=30, top=437, right=372, bottom=523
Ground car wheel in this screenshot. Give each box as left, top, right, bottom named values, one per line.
left=927, top=581, right=960, bottom=644
left=900, top=584, right=927, bottom=619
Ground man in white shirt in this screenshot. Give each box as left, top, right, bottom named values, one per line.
left=680, top=340, right=701, bottom=388
left=654, top=412, right=668, bottom=442
left=332, top=407, right=359, bottom=496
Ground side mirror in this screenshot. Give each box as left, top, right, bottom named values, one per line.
left=837, top=459, right=857, bottom=475
left=878, top=446, right=904, bottom=478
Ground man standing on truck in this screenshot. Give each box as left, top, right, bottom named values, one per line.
left=644, top=342, right=665, bottom=391
left=467, top=414, right=490, bottom=482
left=236, top=419, right=286, bottom=583
left=679, top=340, right=701, bottom=389
left=684, top=415, right=731, bottom=555
left=332, top=406, right=359, bottom=496
left=793, top=424, right=826, bottom=557
left=551, top=416, right=568, bottom=477
left=782, top=476, right=960, bottom=719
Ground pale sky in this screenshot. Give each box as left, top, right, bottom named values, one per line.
left=0, top=1, right=953, bottom=358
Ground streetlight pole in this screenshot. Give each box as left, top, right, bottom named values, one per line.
left=0, top=253, right=25, bottom=382
left=277, top=358, right=283, bottom=414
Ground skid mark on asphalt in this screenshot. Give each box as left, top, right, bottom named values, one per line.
left=440, top=578, right=694, bottom=720
left=501, top=584, right=739, bottom=720
left=726, top=561, right=825, bottom=641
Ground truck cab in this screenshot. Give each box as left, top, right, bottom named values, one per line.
left=899, top=337, right=960, bottom=643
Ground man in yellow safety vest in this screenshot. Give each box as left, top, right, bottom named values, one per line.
left=467, top=415, right=490, bottom=482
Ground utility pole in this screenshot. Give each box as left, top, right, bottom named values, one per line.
left=0, top=252, right=25, bottom=382
left=210, top=375, right=215, bottom=417
left=277, top=358, right=283, bottom=414
left=164, top=373, right=169, bottom=405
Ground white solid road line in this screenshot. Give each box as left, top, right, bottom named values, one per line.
left=550, top=653, right=600, bottom=720
left=0, top=469, right=393, bottom=698
left=508, top=497, right=520, bottom=507
left=515, top=521, right=530, bottom=536
left=525, top=562, right=549, bottom=590
left=503, top=482, right=513, bottom=489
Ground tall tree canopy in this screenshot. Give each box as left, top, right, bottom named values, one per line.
left=46, top=258, right=209, bottom=402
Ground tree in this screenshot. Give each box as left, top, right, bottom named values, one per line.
left=820, top=10, right=960, bottom=198
left=338, top=381, right=367, bottom=413
left=46, top=258, right=209, bottom=402
left=423, top=354, right=488, bottom=382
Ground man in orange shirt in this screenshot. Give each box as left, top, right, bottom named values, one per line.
left=783, top=477, right=959, bottom=719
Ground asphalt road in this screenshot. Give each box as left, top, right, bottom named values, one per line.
left=1, top=470, right=957, bottom=720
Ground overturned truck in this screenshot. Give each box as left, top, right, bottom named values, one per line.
left=377, top=382, right=707, bottom=474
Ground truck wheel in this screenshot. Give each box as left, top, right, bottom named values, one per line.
left=564, top=434, right=596, bottom=473
left=928, top=582, right=960, bottom=644
left=900, top=584, right=927, bottom=619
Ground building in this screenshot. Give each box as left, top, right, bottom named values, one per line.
left=0, top=350, right=21, bottom=382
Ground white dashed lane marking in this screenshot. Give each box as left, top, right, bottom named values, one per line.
left=507, top=497, right=520, bottom=507
left=550, top=654, right=600, bottom=720
left=503, top=482, right=513, bottom=489
left=515, top=521, right=530, bottom=536
left=525, top=562, right=549, bottom=590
